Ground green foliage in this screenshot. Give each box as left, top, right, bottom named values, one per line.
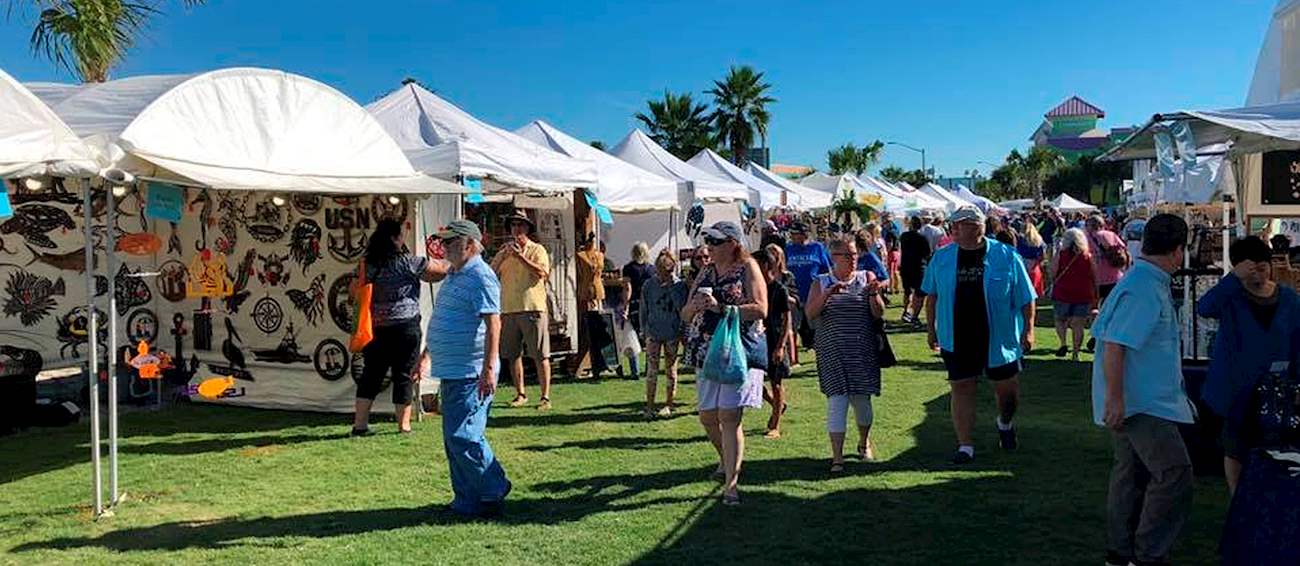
left=588, top=140, right=606, bottom=151
left=707, top=65, right=776, bottom=166
left=878, top=165, right=908, bottom=184
left=12, top=0, right=204, bottom=83
left=826, top=140, right=883, bottom=175
left=982, top=146, right=1066, bottom=203
left=636, top=90, right=716, bottom=160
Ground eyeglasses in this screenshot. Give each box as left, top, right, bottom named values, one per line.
left=831, top=252, right=855, bottom=258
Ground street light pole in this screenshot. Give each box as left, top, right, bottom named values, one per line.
left=886, top=141, right=927, bottom=178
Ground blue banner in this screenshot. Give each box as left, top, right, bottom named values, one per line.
left=1153, top=131, right=1177, bottom=179
left=1170, top=121, right=1197, bottom=168
left=145, top=182, right=183, bottom=222
left=463, top=177, right=484, bottom=204
left=0, top=185, right=11, bottom=218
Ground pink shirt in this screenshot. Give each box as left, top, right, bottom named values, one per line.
left=1088, top=230, right=1126, bottom=285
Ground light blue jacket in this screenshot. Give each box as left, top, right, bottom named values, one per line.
left=921, top=239, right=1037, bottom=366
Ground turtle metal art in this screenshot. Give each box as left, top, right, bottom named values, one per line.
left=251, top=322, right=311, bottom=364
left=288, top=219, right=322, bottom=274
left=126, top=308, right=159, bottom=344
left=252, top=296, right=283, bottom=334
left=313, top=338, right=349, bottom=381
left=2, top=271, right=65, bottom=325
left=57, top=305, right=107, bottom=359
left=114, top=263, right=153, bottom=311
left=256, top=252, right=291, bottom=287
left=285, top=273, right=325, bottom=326
left=223, top=249, right=256, bottom=314
left=370, top=195, right=408, bottom=223
left=0, top=204, right=76, bottom=249
left=244, top=198, right=291, bottom=244
left=157, top=260, right=188, bottom=303
left=292, top=194, right=322, bottom=216
left=327, top=272, right=355, bottom=333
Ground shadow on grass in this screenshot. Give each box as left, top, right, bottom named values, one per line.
left=517, top=435, right=708, bottom=453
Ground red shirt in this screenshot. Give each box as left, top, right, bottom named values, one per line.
left=1051, top=248, right=1098, bottom=306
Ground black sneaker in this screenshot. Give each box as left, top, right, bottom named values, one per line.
left=998, top=425, right=1018, bottom=450
left=1104, top=551, right=1134, bottom=566
left=349, top=427, right=373, bottom=438
left=1055, top=345, right=1068, bottom=357
left=951, top=449, right=974, bottom=465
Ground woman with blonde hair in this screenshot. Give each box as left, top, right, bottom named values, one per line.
left=1017, top=222, right=1047, bottom=296
left=639, top=250, right=688, bottom=418
left=1049, top=228, right=1098, bottom=360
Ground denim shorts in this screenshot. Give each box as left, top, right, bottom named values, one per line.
left=1053, top=302, right=1091, bottom=319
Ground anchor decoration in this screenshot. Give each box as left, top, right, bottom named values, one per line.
left=285, top=274, right=325, bottom=326
left=2, top=271, right=65, bottom=325
left=324, top=204, right=371, bottom=263
left=288, top=219, right=323, bottom=274
left=186, top=248, right=235, bottom=299
left=251, top=322, right=311, bottom=364
left=56, top=305, right=107, bottom=359
left=206, top=317, right=253, bottom=381
left=222, top=249, right=256, bottom=314
left=0, top=204, right=76, bottom=248
left=166, top=313, right=201, bottom=387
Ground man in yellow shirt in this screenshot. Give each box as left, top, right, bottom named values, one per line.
left=491, top=211, right=553, bottom=410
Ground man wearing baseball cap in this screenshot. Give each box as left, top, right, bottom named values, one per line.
left=784, top=221, right=832, bottom=348
left=416, top=219, right=511, bottom=517
left=921, top=206, right=1037, bottom=464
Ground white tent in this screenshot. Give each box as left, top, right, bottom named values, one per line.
left=609, top=130, right=749, bottom=202
left=745, top=162, right=833, bottom=210
left=859, top=176, right=945, bottom=213
left=30, top=69, right=462, bottom=194
left=513, top=119, right=676, bottom=212
left=954, top=184, right=1005, bottom=214
left=919, top=182, right=973, bottom=212
left=800, top=172, right=907, bottom=211
left=687, top=149, right=781, bottom=210
left=367, top=82, right=596, bottom=194
left=0, top=68, right=99, bottom=178
left=1052, top=193, right=1098, bottom=213
left=1247, top=0, right=1300, bottom=106
left=998, top=198, right=1037, bottom=212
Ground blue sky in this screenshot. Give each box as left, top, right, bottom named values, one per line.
left=0, top=0, right=1275, bottom=177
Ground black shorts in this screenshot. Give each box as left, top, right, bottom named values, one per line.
left=940, top=349, right=1021, bottom=382
left=901, top=269, right=924, bottom=295
left=358, top=318, right=421, bottom=405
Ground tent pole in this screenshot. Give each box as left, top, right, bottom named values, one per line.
left=105, top=184, right=119, bottom=506
left=1221, top=197, right=1231, bottom=276
left=84, top=182, right=103, bottom=518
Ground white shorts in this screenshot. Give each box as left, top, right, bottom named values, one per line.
left=696, top=368, right=766, bottom=411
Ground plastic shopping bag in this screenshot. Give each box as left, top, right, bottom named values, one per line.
left=701, top=306, right=748, bottom=384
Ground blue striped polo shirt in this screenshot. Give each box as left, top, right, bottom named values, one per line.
left=426, top=255, right=501, bottom=380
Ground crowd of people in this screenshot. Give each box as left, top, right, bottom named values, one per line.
left=344, top=204, right=1298, bottom=565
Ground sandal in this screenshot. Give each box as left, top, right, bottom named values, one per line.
left=763, top=429, right=781, bottom=439
left=508, top=395, right=528, bottom=408
left=858, top=441, right=875, bottom=462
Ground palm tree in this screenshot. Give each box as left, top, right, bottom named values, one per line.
left=13, top=0, right=203, bottom=83
left=1023, top=146, right=1065, bottom=205
left=827, top=140, right=884, bottom=175
left=706, top=65, right=776, bottom=166
left=635, top=90, right=714, bottom=160
left=878, top=165, right=908, bottom=184
left=588, top=140, right=606, bottom=151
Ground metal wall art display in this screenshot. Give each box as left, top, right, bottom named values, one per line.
left=116, top=232, right=162, bottom=256
left=57, top=305, right=106, bottom=359
left=252, top=296, right=283, bottom=334
left=312, top=338, right=349, bottom=381
left=223, top=249, right=256, bottom=314
left=114, top=264, right=153, bottom=311
left=2, top=271, right=65, bottom=325
left=0, top=204, right=75, bottom=248
left=286, top=274, right=325, bottom=326
left=207, top=317, right=252, bottom=381
left=371, top=195, right=408, bottom=223
left=288, top=219, right=322, bottom=274
left=324, top=201, right=371, bottom=263
left=243, top=198, right=291, bottom=244
left=256, top=252, right=291, bottom=287
left=292, top=194, right=322, bottom=216
left=157, top=260, right=188, bottom=303
left=251, top=322, right=311, bottom=364
left=193, top=299, right=213, bottom=352
left=24, top=245, right=93, bottom=272
left=126, top=308, right=159, bottom=344
left=327, top=272, right=355, bottom=333
left=215, top=193, right=243, bottom=253
left=186, top=249, right=234, bottom=299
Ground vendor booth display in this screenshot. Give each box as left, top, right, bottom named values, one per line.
left=368, top=83, right=595, bottom=354
left=1050, top=193, right=1098, bottom=213
left=744, top=162, right=833, bottom=211
left=918, top=182, right=973, bottom=212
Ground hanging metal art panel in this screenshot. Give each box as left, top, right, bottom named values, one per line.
left=0, top=204, right=75, bottom=248
left=251, top=322, right=311, bottom=364
left=126, top=308, right=158, bottom=344
left=288, top=219, right=322, bottom=274
left=327, top=272, right=355, bottom=333
left=2, top=271, right=65, bottom=325
left=252, top=296, right=284, bottom=335
left=186, top=249, right=234, bottom=299
left=114, top=263, right=153, bottom=311
left=285, top=273, right=325, bottom=326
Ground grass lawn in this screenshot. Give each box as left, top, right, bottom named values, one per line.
left=0, top=303, right=1230, bottom=565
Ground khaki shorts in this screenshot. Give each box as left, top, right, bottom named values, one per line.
left=501, top=311, right=550, bottom=361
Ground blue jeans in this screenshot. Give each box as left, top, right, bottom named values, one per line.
left=440, top=378, right=510, bottom=515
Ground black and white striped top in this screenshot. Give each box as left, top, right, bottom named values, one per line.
left=813, top=271, right=881, bottom=396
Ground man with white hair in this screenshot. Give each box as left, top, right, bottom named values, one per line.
left=922, top=206, right=1037, bottom=464
left=416, top=220, right=511, bottom=518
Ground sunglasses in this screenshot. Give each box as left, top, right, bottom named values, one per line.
left=704, top=237, right=730, bottom=246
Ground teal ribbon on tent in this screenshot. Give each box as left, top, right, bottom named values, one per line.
left=583, top=189, right=614, bottom=225
left=0, top=182, right=12, bottom=218
left=463, top=177, right=484, bottom=204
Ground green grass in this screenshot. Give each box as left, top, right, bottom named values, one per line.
left=0, top=303, right=1229, bottom=565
